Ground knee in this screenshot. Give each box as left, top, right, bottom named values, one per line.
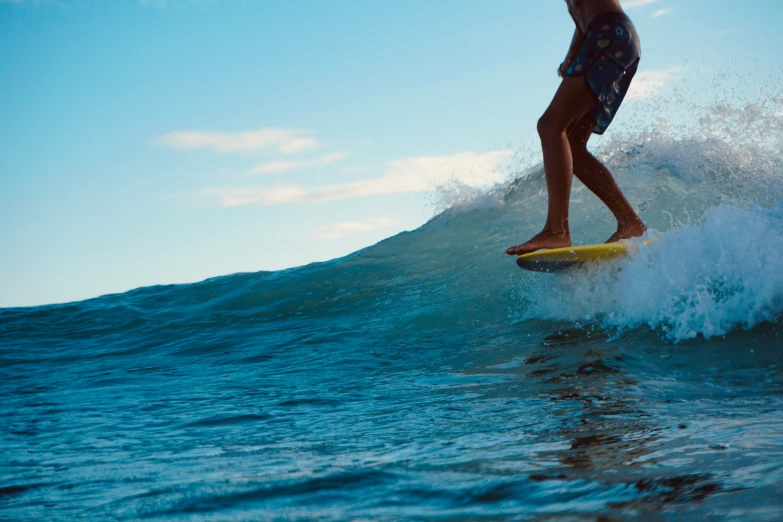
left=537, top=112, right=567, bottom=140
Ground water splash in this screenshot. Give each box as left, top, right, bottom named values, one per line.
left=527, top=205, right=783, bottom=341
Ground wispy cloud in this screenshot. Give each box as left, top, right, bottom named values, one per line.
left=621, top=0, right=659, bottom=8
left=157, top=128, right=318, bottom=155
left=199, top=150, right=511, bottom=207
left=626, top=67, right=683, bottom=100
left=248, top=152, right=347, bottom=176
left=776, top=108, right=783, bottom=117
left=315, top=218, right=397, bottom=240
left=652, top=8, right=673, bottom=18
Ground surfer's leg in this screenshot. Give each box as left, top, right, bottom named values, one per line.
left=506, top=76, right=597, bottom=256
left=568, top=115, right=646, bottom=242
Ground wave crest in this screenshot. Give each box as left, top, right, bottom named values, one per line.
left=526, top=205, right=783, bottom=341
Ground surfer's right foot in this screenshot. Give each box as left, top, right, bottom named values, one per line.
left=506, top=230, right=571, bottom=256
left=606, top=219, right=646, bottom=243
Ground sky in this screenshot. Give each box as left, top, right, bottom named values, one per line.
left=1, top=0, right=782, bottom=308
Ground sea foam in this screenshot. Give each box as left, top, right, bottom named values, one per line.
left=527, top=204, right=783, bottom=341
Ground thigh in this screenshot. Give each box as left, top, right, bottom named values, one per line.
left=542, top=76, right=599, bottom=132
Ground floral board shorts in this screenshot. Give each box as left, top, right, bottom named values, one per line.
left=564, top=11, right=641, bottom=134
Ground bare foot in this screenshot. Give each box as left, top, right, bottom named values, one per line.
left=506, top=230, right=571, bottom=256
left=606, top=220, right=647, bottom=243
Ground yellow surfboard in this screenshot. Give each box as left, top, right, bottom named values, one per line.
left=516, top=240, right=647, bottom=272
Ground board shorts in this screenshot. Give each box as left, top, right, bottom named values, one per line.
left=564, top=11, right=641, bottom=134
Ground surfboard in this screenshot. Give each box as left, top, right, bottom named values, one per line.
left=516, top=240, right=641, bottom=272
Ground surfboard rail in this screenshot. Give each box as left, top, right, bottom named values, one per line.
left=516, top=240, right=648, bottom=272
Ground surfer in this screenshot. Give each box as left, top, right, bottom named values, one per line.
left=506, top=0, right=646, bottom=256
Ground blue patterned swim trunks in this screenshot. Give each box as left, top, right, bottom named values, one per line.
left=565, top=11, right=641, bottom=134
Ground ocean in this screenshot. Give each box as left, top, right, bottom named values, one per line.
left=2, top=102, right=783, bottom=520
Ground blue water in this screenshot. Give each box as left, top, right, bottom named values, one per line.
left=3, top=110, right=783, bottom=520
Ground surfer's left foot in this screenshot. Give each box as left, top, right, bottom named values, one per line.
left=506, top=229, right=571, bottom=256
left=606, top=220, right=646, bottom=243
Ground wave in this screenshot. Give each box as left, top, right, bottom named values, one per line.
left=2, top=99, right=783, bottom=347
left=436, top=96, right=783, bottom=342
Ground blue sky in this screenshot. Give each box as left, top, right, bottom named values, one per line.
left=1, top=0, right=782, bottom=307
